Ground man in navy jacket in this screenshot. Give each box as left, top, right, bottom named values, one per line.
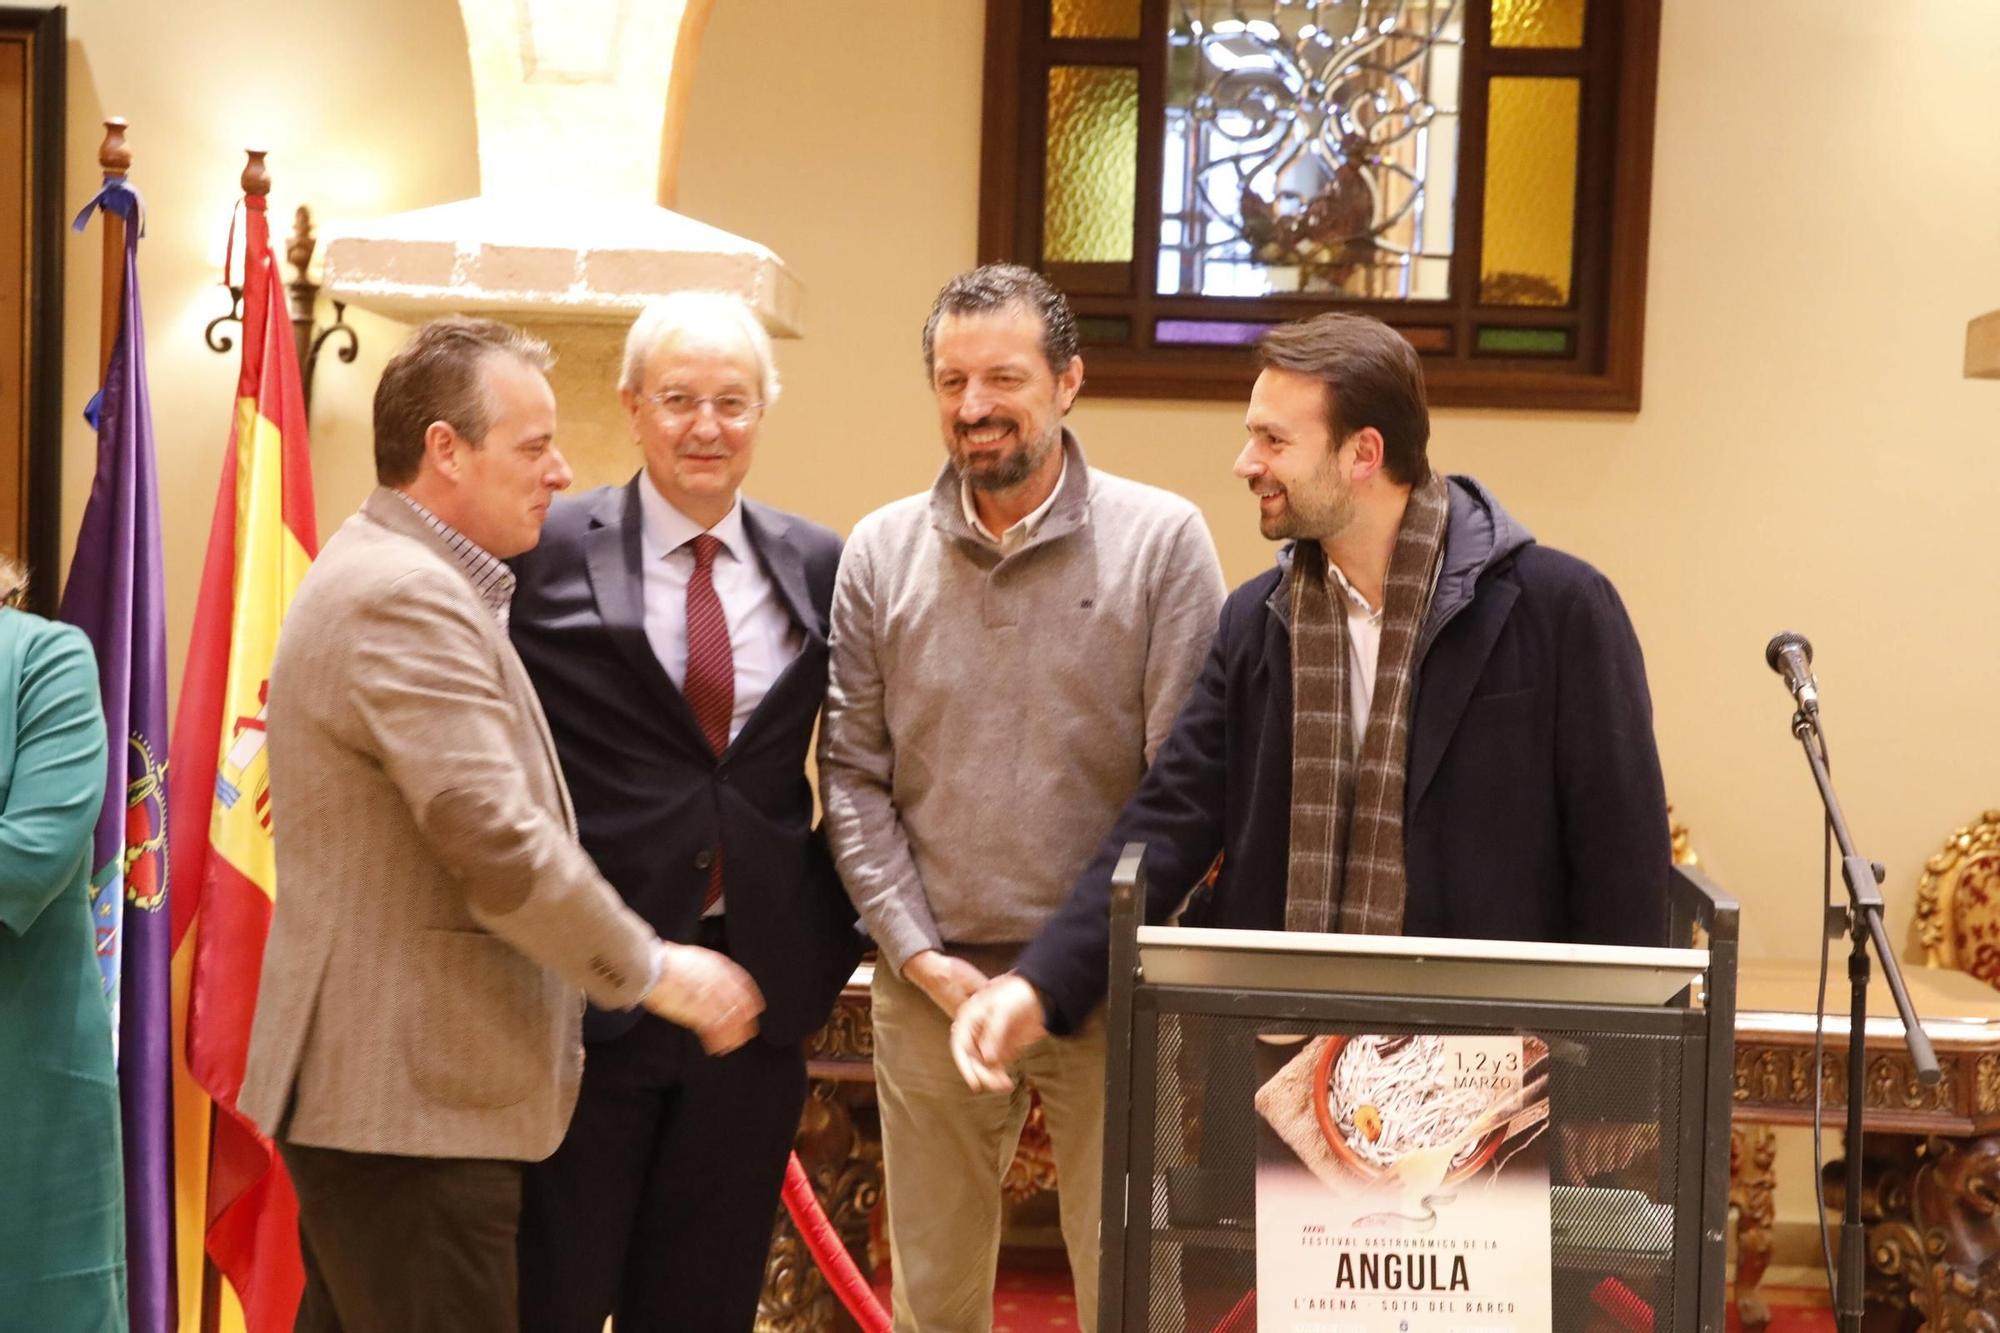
left=510, top=294, right=860, bottom=1331
left=952, top=311, right=1669, bottom=1071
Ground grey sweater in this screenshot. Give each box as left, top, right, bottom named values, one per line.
left=821, top=437, right=1225, bottom=973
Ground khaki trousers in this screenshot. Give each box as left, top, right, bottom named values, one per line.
left=872, top=958, right=1104, bottom=1333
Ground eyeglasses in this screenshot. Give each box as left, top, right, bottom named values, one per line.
left=643, top=390, right=764, bottom=425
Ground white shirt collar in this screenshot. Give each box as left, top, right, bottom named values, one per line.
left=1324, top=558, right=1381, bottom=620
left=638, top=470, right=749, bottom=564
left=961, top=453, right=1068, bottom=547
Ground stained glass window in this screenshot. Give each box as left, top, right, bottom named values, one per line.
left=1045, top=66, right=1141, bottom=264
left=979, top=0, right=1659, bottom=411
left=1052, top=0, right=1143, bottom=39
left=1160, top=2, right=1462, bottom=301
left=1480, top=76, right=1580, bottom=306
left=1492, top=0, right=1587, bottom=49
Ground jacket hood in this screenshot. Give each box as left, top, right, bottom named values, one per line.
left=1430, top=473, right=1533, bottom=627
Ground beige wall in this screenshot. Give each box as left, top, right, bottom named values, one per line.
left=48, top=0, right=2000, bottom=1267
left=663, top=2, right=2000, bottom=1266
left=55, top=0, right=478, bottom=672
left=668, top=0, right=2000, bottom=964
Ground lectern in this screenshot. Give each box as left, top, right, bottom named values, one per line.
left=1097, top=848, right=1739, bottom=1332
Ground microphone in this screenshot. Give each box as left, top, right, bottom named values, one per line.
left=1765, top=631, right=1819, bottom=717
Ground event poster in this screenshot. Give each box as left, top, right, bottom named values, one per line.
left=1253, top=1032, right=1553, bottom=1333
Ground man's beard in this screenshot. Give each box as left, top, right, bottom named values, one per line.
left=953, top=417, right=1061, bottom=492
left=1259, top=462, right=1352, bottom=542
left=1258, top=502, right=1296, bottom=542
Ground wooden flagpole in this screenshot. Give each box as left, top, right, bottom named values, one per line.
left=95, top=118, right=130, bottom=384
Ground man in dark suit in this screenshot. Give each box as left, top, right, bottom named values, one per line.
left=510, top=292, right=860, bottom=1331
left=953, top=308, right=1668, bottom=1066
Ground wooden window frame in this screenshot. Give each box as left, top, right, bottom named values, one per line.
left=1, top=5, right=65, bottom=609
left=977, top=0, right=1661, bottom=412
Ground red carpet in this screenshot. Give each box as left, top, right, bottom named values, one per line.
left=874, top=1267, right=1834, bottom=1331
left=991, top=1268, right=1084, bottom=1332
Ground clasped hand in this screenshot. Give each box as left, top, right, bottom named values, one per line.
left=946, top=973, right=1049, bottom=1093
left=641, top=942, right=765, bottom=1054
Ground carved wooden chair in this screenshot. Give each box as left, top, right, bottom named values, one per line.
left=1852, top=814, right=2000, bottom=1333
left=1914, top=808, right=2000, bottom=991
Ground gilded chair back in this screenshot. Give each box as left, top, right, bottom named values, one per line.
left=1670, top=806, right=1699, bottom=869
left=1668, top=804, right=1705, bottom=949
left=1915, top=809, right=2000, bottom=989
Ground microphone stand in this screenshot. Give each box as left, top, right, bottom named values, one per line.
left=1789, top=706, right=1938, bottom=1333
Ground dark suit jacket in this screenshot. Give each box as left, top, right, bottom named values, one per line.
left=1015, top=475, right=1671, bottom=1033
left=511, top=480, right=862, bottom=1048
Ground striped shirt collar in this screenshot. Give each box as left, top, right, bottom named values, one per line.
left=391, top=490, right=517, bottom=627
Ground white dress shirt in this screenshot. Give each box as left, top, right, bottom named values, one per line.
left=641, top=479, right=803, bottom=920
left=1325, top=558, right=1383, bottom=745
left=637, top=475, right=804, bottom=747
left=961, top=454, right=1068, bottom=554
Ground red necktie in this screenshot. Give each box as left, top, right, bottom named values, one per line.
left=685, top=533, right=732, bottom=908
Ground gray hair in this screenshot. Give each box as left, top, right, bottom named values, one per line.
left=619, top=292, right=781, bottom=406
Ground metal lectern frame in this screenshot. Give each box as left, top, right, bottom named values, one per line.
left=1097, top=846, right=1740, bottom=1332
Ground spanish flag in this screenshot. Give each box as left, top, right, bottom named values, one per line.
left=166, top=187, right=316, bottom=1332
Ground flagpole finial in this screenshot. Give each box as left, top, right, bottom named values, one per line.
left=288, top=205, right=316, bottom=280
left=98, top=118, right=131, bottom=175
left=242, top=149, right=271, bottom=199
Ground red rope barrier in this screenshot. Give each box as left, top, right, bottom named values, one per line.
left=781, top=1151, right=892, bottom=1332
left=1212, top=1288, right=1256, bottom=1333
left=783, top=1148, right=1262, bottom=1333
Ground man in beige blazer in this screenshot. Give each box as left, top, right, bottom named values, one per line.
left=239, top=317, right=763, bottom=1333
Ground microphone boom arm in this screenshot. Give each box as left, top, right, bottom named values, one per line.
left=1785, top=700, right=1936, bottom=1333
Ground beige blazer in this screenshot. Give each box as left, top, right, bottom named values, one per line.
left=239, top=489, right=658, bottom=1161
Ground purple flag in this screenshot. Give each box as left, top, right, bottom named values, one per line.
left=63, top=176, right=175, bottom=1333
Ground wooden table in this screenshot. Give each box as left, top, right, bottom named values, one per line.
left=1731, top=960, right=2000, bottom=1330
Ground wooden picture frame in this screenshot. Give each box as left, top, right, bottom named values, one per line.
left=1, top=5, right=65, bottom=613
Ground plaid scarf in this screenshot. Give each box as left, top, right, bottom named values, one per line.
left=1284, top=472, right=1451, bottom=935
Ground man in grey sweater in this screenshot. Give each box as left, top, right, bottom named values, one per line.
left=821, top=265, right=1224, bottom=1332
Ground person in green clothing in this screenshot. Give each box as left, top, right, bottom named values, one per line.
left=0, top=554, right=126, bottom=1330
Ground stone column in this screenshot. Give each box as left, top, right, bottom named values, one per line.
left=322, top=0, right=799, bottom=487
